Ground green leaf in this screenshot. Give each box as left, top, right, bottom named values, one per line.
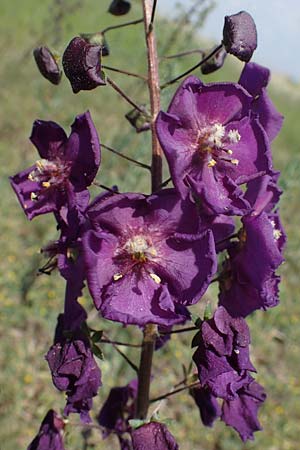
left=92, top=344, right=104, bottom=360
left=91, top=330, right=103, bottom=343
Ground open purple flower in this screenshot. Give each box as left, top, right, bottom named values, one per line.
left=192, top=306, right=256, bottom=400
left=239, top=62, right=284, bottom=141
left=63, top=37, right=106, bottom=93
left=46, top=313, right=102, bottom=423
left=131, top=422, right=178, bottom=450
left=156, top=76, right=272, bottom=215
left=222, top=378, right=266, bottom=441
left=83, top=189, right=217, bottom=326
left=10, top=111, right=100, bottom=223
left=27, top=410, right=65, bottom=450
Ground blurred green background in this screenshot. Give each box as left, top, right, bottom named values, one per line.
left=0, top=0, right=299, bottom=449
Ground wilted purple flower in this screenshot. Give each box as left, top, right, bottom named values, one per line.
left=192, top=306, right=256, bottom=400
left=10, top=111, right=100, bottom=223
left=201, top=47, right=227, bottom=75
left=109, top=0, right=131, bottom=16
left=222, top=378, right=266, bottom=441
left=83, top=189, right=217, bottom=326
left=46, top=313, right=102, bottom=423
left=33, top=46, right=62, bottom=85
left=239, top=62, right=284, bottom=141
left=156, top=76, right=272, bottom=215
left=219, top=210, right=286, bottom=317
left=190, top=386, right=221, bottom=427
left=27, top=410, right=65, bottom=450
left=131, top=422, right=178, bottom=450
left=63, top=37, right=106, bottom=93
left=98, top=379, right=137, bottom=439
left=223, top=11, right=257, bottom=62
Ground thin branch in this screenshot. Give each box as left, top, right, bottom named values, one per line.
left=148, top=0, right=157, bottom=32
left=162, top=48, right=205, bottom=59
left=102, top=18, right=143, bottom=34
left=103, top=333, right=139, bottom=373
left=102, top=64, right=147, bottom=81
left=215, top=232, right=238, bottom=246
left=158, top=177, right=172, bottom=190
left=92, top=181, right=118, bottom=193
left=99, top=338, right=141, bottom=348
left=159, top=326, right=198, bottom=335
left=107, top=77, right=145, bottom=114
left=102, top=143, right=151, bottom=170
left=150, top=381, right=200, bottom=403
left=161, top=44, right=223, bottom=89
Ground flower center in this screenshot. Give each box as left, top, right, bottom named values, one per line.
left=29, top=158, right=70, bottom=201
left=196, top=123, right=241, bottom=168
left=124, top=235, right=157, bottom=262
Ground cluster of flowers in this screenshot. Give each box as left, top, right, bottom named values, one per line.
left=11, top=55, right=285, bottom=448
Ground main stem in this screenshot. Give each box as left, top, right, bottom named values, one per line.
left=135, top=0, right=161, bottom=420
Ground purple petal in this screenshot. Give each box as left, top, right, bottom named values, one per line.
left=30, top=120, right=67, bottom=160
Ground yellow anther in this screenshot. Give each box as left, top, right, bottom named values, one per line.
left=42, top=181, right=51, bottom=188
left=207, top=159, right=217, bottom=168
left=149, top=273, right=161, bottom=284
left=28, top=172, right=35, bottom=181
left=273, top=229, right=282, bottom=240
left=231, top=159, right=239, bottom=165
left=227, top=149, right=233, bottom=155
left=30, top=192, right=38, bottom=201
left=113, top=273, right=123, bottom=281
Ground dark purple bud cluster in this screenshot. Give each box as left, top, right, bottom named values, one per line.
left=33, top=46, right=62, bottom=85
left=223, top=11, right=257, bottom=62
left=109, top=0, right=131, bottom=16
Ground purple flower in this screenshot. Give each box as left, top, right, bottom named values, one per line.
left=156, top=76, right=272, bottom=215
left=223, top=11, right=257, bottom=62
left=63, top=37, right=106, bottom=93
left=83, top=189, right=217, bottom=326
left=10, top=111, right=100, bottom=223
left=190, top=386, right=221, bottom=427
left=219, top=210, right=285, bottom=317
left=192, top=306, right=256, bottom=400
left=222, top=379, right=266, bottom=441
left=98, top=379, right=137, bottom=438
left=33, top=46, right=62, bottom=85
left=131, top=422, right=178, bottom=450
left=46, top=314, right=102, bottom=423
left=239, top=62, right=284, bottom=141
left=27, top=410, right=65, bottom=450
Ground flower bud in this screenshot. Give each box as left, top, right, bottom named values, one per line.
left=33, top=46, right=62, bottom=85
left=108, top=0, right=131, bottom=16
left=125, top=106, right=151, bottom=133
left=62, top=36, right=106, bottom=94
left=201, top=47, right=227, bottom=75
left=222, top=11, right=257, bottom=62
left=80, top=32, right=110, bottom=57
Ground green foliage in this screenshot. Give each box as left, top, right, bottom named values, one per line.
left=1, top=1, right=300, bottom=449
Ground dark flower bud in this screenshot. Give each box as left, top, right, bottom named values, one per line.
left=33, top=46, right=62, bottom=85
left=125, top=105, right=151, bottom=133
left=201, top=47, right=227, bottom=75
left=222, top=11, right=257, bottom=62
left=108, top=0, right=131, bottom=16
left=27, top=410, right=65, bottom=450
left=62, top=36, right=106, bottom=94
left=131, top=422, right=178, bottom=450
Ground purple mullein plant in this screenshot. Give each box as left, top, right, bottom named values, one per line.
left=82, top=189, right=217, bottom=326
left=130, top=422, right=178, bottom=450
left=156, top=75, right=272, bottom=215
left=10, top=111, right=100, bottom=224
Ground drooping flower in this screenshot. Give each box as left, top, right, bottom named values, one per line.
left=63, top=37, right=106, bottom=93
left=108, top=0, right=131, bottom=16
left=156, top=75, right=272, bottom=215
left=33, top=46, right=62, bottom=85
left=98, top=379, right=137, bottom=441
left=46, top=313, right=102, bottom=423
left=222, top=11, right=257, bottom=62
left=192, top=306, right=256, bottom=400
left=219, top=210, right=285, bottom=317
left=190, top=386, right=221, bottom=427
left=10, top=111, right=100, bottom=224
left=239, top=62, right=284, bottom=141
left=82, top=189, right=217, bottom=326
left=222, top=378, right=266, bottom=441
left=27, top=410, right=65, bottom=450
left=131, top=422, right=178, bottom=450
